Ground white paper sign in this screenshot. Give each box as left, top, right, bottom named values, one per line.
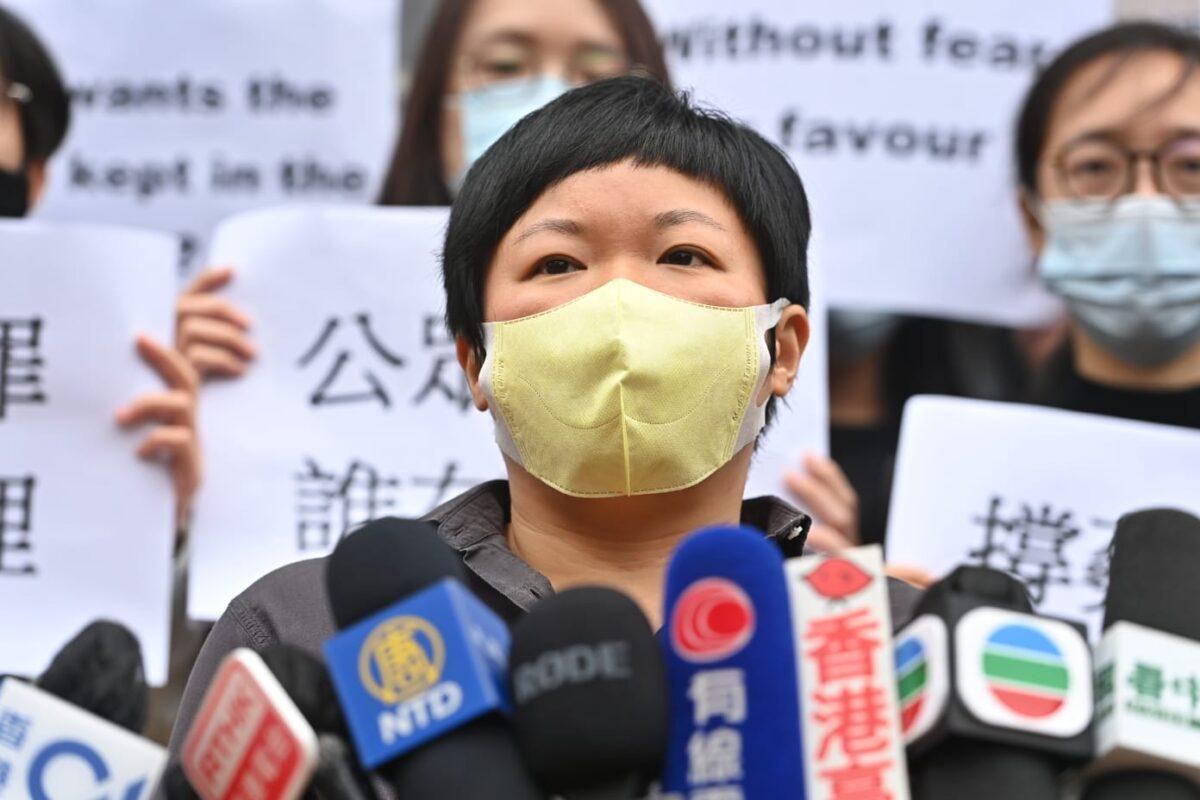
left=644, top=0, right=1113, bottom=325
left=5, top=0, right=397, bottom=267
left=0, top=679, right=166, bottom=799
left=0, top=221, right=177, bottom=685
left=189, top=206, right=505, bottom=620
left=190, top=204, right=828, bottom=619
left=886, top=396, right=1200, bottom=639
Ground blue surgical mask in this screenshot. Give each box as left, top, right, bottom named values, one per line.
left=1037, top=195, right=1200, bottom=367
left=451, top=74, right=571, bottom=193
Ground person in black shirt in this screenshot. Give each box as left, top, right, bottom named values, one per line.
left=1015, top=22, right=1200, bottom=430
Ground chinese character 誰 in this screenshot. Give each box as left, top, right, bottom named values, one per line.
left=294, top=458, right=399, bottom=551
left=0, top=476, right=35, bottom=576
left=0, top=318, right=47, bottom=421
left=297, top=313, right=405, bottom=408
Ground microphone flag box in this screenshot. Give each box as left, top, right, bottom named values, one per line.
left=894, top=602, right=1093, bottom=759
left=0, top=678, right=166, bottom=800
left=181, top=648, right=319, bottom=800
left=323, top=577, right=511, bottom=768
left=784, top=545, right=911, bottom=800
left=1091, top=621, right=1200, bottom=782
left=660, top=525, right=805, bottom=799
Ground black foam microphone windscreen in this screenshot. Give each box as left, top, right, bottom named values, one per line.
left=36, top=619, right=148, bottom=733
left=1081, top=771, right=1200, bottom=800
left=326, top=517, right=464, bottom=628
left=508, top=587, right=668, bottom=799
left=1103, top=509, right=1200, bottom=639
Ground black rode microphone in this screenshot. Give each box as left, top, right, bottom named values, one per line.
left=325, top=517, right=543, bottom=799
left=508, top=587, right=668, bottom=800
left=256, top=645, right=374, bottom=800
left=37, top=619, right=149, bottom=733
left=896, top=566, right=1093, bottom=799
left=1083, top=509, right=1200, bottom=799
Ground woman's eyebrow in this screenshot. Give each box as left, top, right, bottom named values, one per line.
left=513, top=218, right=585, bottom=244
left=654, top=209, right=726, bottom=231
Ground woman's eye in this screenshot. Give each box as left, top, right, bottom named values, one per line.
left=660, top=248, right=713, bottom=268
left=536, top=257, right=583, bottom=276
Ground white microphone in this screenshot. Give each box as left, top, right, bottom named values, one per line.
left=0, top=676, right=166, bottom=799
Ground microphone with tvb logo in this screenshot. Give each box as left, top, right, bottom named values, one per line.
left=1083, top=509, right=1200, bottom=800
left=784, top=545, right=911, bottom=800
left=893, top=565, right=1093, bottom=799
left=660, top=524, right=805, bottom=799
left=508, top=585, right=669, bottom=800
left=321, top=516, right=543, bottom=799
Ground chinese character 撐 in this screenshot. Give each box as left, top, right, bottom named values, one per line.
left=0, top=475, right=35, bottom=575
left=968, top=496, right=1081, bottom=604
left=0, top=318, right=47, bottom=421
left=294, top=458, right=400, bottom=551
left=297, top=313, right=405, bottom=408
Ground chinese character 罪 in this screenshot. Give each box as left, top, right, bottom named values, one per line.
left=0, top=476, right=36, bottom=575
left=689, top=669, right=747, bottom=727
left=297, top=313, right=405, bottom=408
left=294, top=458, right=400, bottom=550
left=0, top=318, right=47, bottom=421
left=968, top=496, right=1081, bottom=605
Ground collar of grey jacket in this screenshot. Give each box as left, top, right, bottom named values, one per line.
left=424, top=479, right=814, bottom=613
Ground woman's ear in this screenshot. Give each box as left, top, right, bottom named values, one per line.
left=456, top=335, right=489, bottom=412
left=765, top=304, right=810, bottom=402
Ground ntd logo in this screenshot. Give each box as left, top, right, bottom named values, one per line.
left=669, top=577, right=756, bottom=663
left=357, top=615, right=465, bottom=745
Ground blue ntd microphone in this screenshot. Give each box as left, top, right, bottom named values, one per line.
left=322, top=517, right=542, bottom=799
left=661, top=524, right=805, bottom=799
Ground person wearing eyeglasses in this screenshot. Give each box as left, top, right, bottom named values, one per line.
left=175, top=0, right=670, bottom=381
left=1017, top=21, right=1200, bottom=430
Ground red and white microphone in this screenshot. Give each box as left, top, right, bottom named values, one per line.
left=181, top=648, right=319, bottom=800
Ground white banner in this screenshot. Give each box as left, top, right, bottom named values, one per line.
left=885, top=396, right=1200, bottom=639
left=6, top=0, right=398, bottom=267
left=189, top=205, right=828, bottom=619
left=644, top=0, right=1113, bottom=325
left=0, top=221, right=177, bottom=684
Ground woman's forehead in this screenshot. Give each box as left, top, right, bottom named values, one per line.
left=1046, top=50, right=1200, bottom=148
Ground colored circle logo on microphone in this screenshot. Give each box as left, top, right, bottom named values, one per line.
left=981, top=623, right=1069, bottom=718
left=670, top=577, right=756, bottom=663
left=895, top=637, right=927, bottom=734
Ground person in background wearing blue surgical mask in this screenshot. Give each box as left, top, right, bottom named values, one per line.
left=1018, top=22, right=1200, bottom=430
left=172, top=0, right=670, bottom=381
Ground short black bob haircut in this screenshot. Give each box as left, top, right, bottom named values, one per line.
left=1016, top=21, right=1200, bottom=195
left=0, top=4, right=70, bottom=165
left=442, top=75, right=811, bottom=363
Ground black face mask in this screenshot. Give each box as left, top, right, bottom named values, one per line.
left=0, top=167, right=30, bottom=218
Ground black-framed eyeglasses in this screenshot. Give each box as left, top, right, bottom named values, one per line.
left=1053, top=134, right=1200, bottom=205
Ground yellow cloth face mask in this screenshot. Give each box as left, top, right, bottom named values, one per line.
left=479, top=279, right=789, bottom=497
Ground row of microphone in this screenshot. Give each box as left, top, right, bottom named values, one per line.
left=4, top=507, right=1199, bottom=799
